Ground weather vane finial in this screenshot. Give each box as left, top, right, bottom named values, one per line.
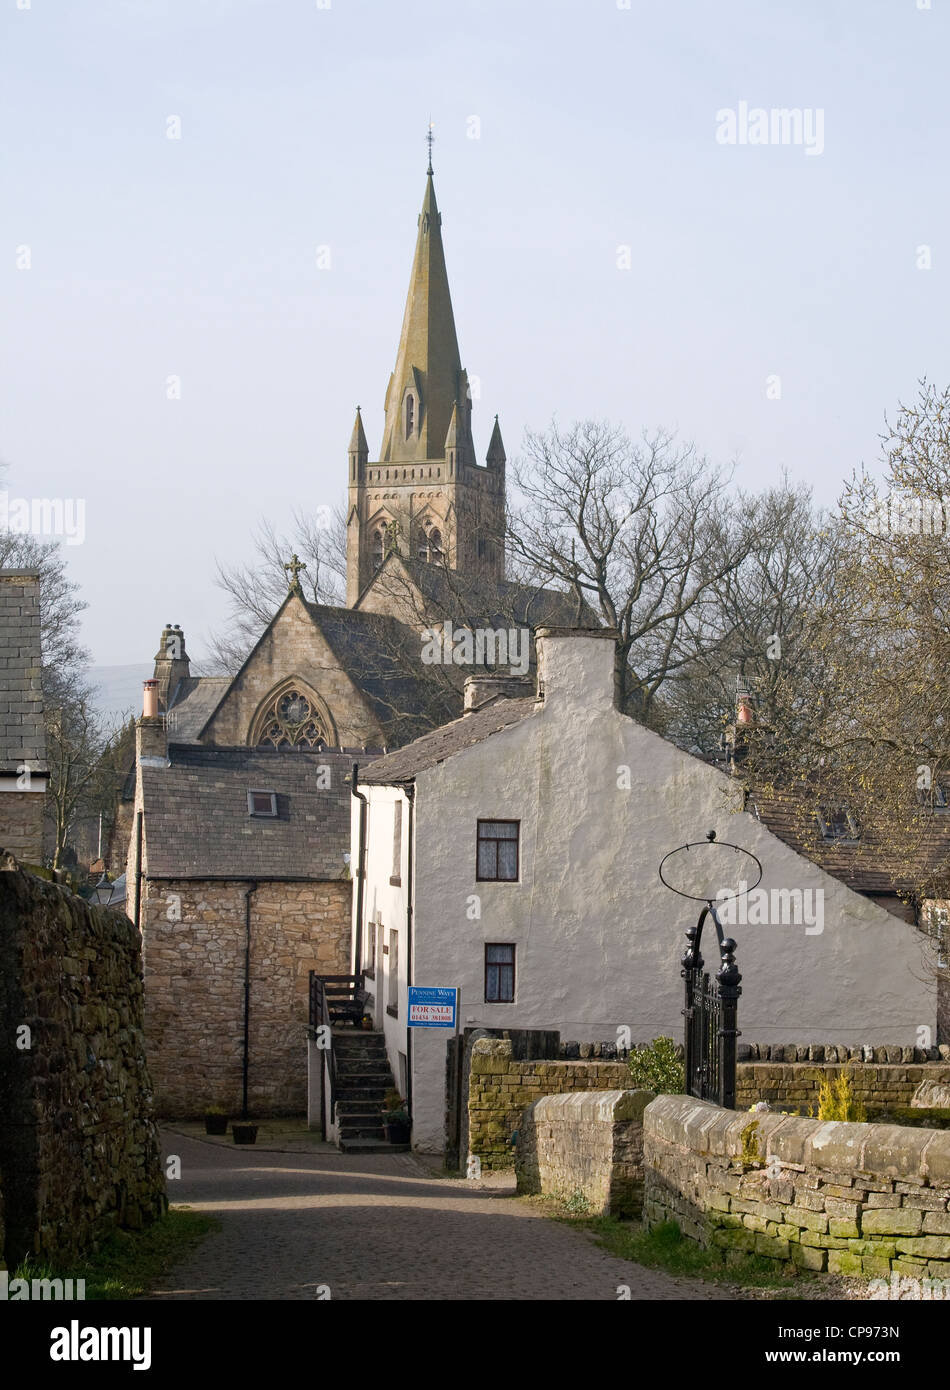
left=426, top=119, right=434, bottom=175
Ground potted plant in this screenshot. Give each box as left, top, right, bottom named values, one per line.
left=204, top=1105, right=228, bottom=1136
left=383, top=1092, right=410, bottom=1144
left=232, top=1120, right=258, bottom=1144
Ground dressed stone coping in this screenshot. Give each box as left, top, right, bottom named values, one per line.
left=516, top=1088, right=655, bottom=1216
left=644, top=1094, right=950, bottom=1280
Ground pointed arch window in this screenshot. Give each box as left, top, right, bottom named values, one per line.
left=372, top=527, right=385, bottom=571
left=256, top=688, right=329, bottom=750
left=405, top=394, right=415, bottom=439
left=416, top=523, right=443, bottom=563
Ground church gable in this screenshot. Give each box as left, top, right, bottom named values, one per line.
left=198, top=595, right=387, bottom=750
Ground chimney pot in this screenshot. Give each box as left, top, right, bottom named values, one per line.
left=143, top=679, right=159, bottom=718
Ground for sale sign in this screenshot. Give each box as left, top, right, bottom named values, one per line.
left=407, top=986, right=458, bottom=1029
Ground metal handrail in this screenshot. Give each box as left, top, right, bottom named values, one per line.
left=309, top=972, right=365, bottom=1137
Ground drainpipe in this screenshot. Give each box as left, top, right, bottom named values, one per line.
left=242, top=881, right=259, bottom=1120
left=405, top=783, right=415, bottom=1123
left=351, top=762, right=368, bottom=974
left=133, top=811, right=143, bottom=931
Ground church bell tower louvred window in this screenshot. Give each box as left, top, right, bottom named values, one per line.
left=405, top=394, right=414, bottom=439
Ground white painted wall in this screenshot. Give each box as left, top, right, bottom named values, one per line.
left=356, top=632, right=937, bottom=1155
left=351, top=784, right=411, bottom=1102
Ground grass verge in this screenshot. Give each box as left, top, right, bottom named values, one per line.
left=13, top=1206, right=219, bottom=1300
left=528, top=1197, right=818, bottom=1296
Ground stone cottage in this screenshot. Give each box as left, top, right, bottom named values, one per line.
left=351, top=628, right=938, bottom=1155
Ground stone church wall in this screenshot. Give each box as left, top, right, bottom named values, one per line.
left=201, top=599, right=384, bottom=749
left=142, top=877, right=350, bottom=1116
left=0, top=853, right=165, bottom=1270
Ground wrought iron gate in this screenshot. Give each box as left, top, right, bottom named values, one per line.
left=681, top=904, right=741, bottom=1108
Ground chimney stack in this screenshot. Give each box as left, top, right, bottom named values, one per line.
left=152, top=623, right=191, bottom=712
left=534, top=627, right=620, bottom=711
left=136, top=681, right=167, bottom=764
left=463, top=673, right=534, bottom=714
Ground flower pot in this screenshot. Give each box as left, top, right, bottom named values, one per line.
left=384, top=1119, right=410, bottom=1144
left=232, top=1123, right=258, bottom=1144
left=361, top=1016, right=373, bottom=1031
left=205, top=1113, right=228, bottom=1136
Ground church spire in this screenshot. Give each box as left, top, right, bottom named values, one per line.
left=379, top=157, right=466, bottom=465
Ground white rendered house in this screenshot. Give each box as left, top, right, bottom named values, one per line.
left=350, top=628, right=937, bottom=1154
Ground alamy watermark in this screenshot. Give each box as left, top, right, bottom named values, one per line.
left=421, top=622, right=530, bottom=677
left=715, top=881, right=824, bottom=935
left=716, top=101, right=824, bottom=156
left=863, top=494, right=950, bottom=537
left=1, top=492, right=86, bottom=546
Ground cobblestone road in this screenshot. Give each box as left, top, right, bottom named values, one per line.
left=146, top=1130, right=735, bottom=1301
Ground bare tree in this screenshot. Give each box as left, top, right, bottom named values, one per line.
left=733, top=381, right=950, bottom=915
left=203, top=507, right=348, bottom=672
left=508, top=420, right=758, bottom=719
left=661, top=477, right=838, bottom=755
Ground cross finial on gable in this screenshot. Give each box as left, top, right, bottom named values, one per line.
left=284, top=552, right=307, bottom=597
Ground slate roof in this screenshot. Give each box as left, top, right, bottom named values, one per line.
left=165, top=676, right=231, bottom=743
left=141, top=745, right=358, bottom=879
left=301, top=601, right=458, bottom=743
left=0, top=570, right=46, bottom=772
left=750, top=783, right=950, bottom=897
left=363, top=555, right=596, bottom=631
left=359, top=697, right=538, bottom=784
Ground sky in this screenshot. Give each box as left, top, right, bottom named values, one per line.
left=2, top=0, right=949, bottom=667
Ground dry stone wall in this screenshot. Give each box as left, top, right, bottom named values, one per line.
left=142, top=877, right=350, bottom=1116
left=644, top=1094, right=950, bottom=1280
left=516, top=1089, right=654, bottom=1215
left=0, top=854, right=165, bottom=1270
left=737, top=1062, right=950, bottom=1115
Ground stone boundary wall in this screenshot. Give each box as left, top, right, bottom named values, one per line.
left=644, top=1094, right=950, bottom=1280
left=738, top=1063, right=950, bottom=1114
left=515, top=1089, right=654, bottom=1216
left=0, top=854, right=166, bottom=1269
left=469, top=1039, right=630, bottom=1169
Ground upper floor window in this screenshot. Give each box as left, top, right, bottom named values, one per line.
left=372, top=528, right=385, bottom=571
left=405, top=395, right=414, bottom=439
left=391, top=801, right=402, bottom=885
left=476, top=820, right=520, bottom=881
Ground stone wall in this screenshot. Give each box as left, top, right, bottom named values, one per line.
left=468, top=1038, right=630, bottom=1169
left=142, top=877, right=350, bottom=1116
left=0, top=854, right=165, bottom=1270
left=516, top=1089, right=654, bottom=1216
left=738, top=1062, right=950, bottom=1115
left=0, top=793, right=45, bottom=866
left=644, top=1094, right=950, bottom=1279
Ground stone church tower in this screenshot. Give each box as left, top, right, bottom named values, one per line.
left=346, top=158, right=507, bottom=606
